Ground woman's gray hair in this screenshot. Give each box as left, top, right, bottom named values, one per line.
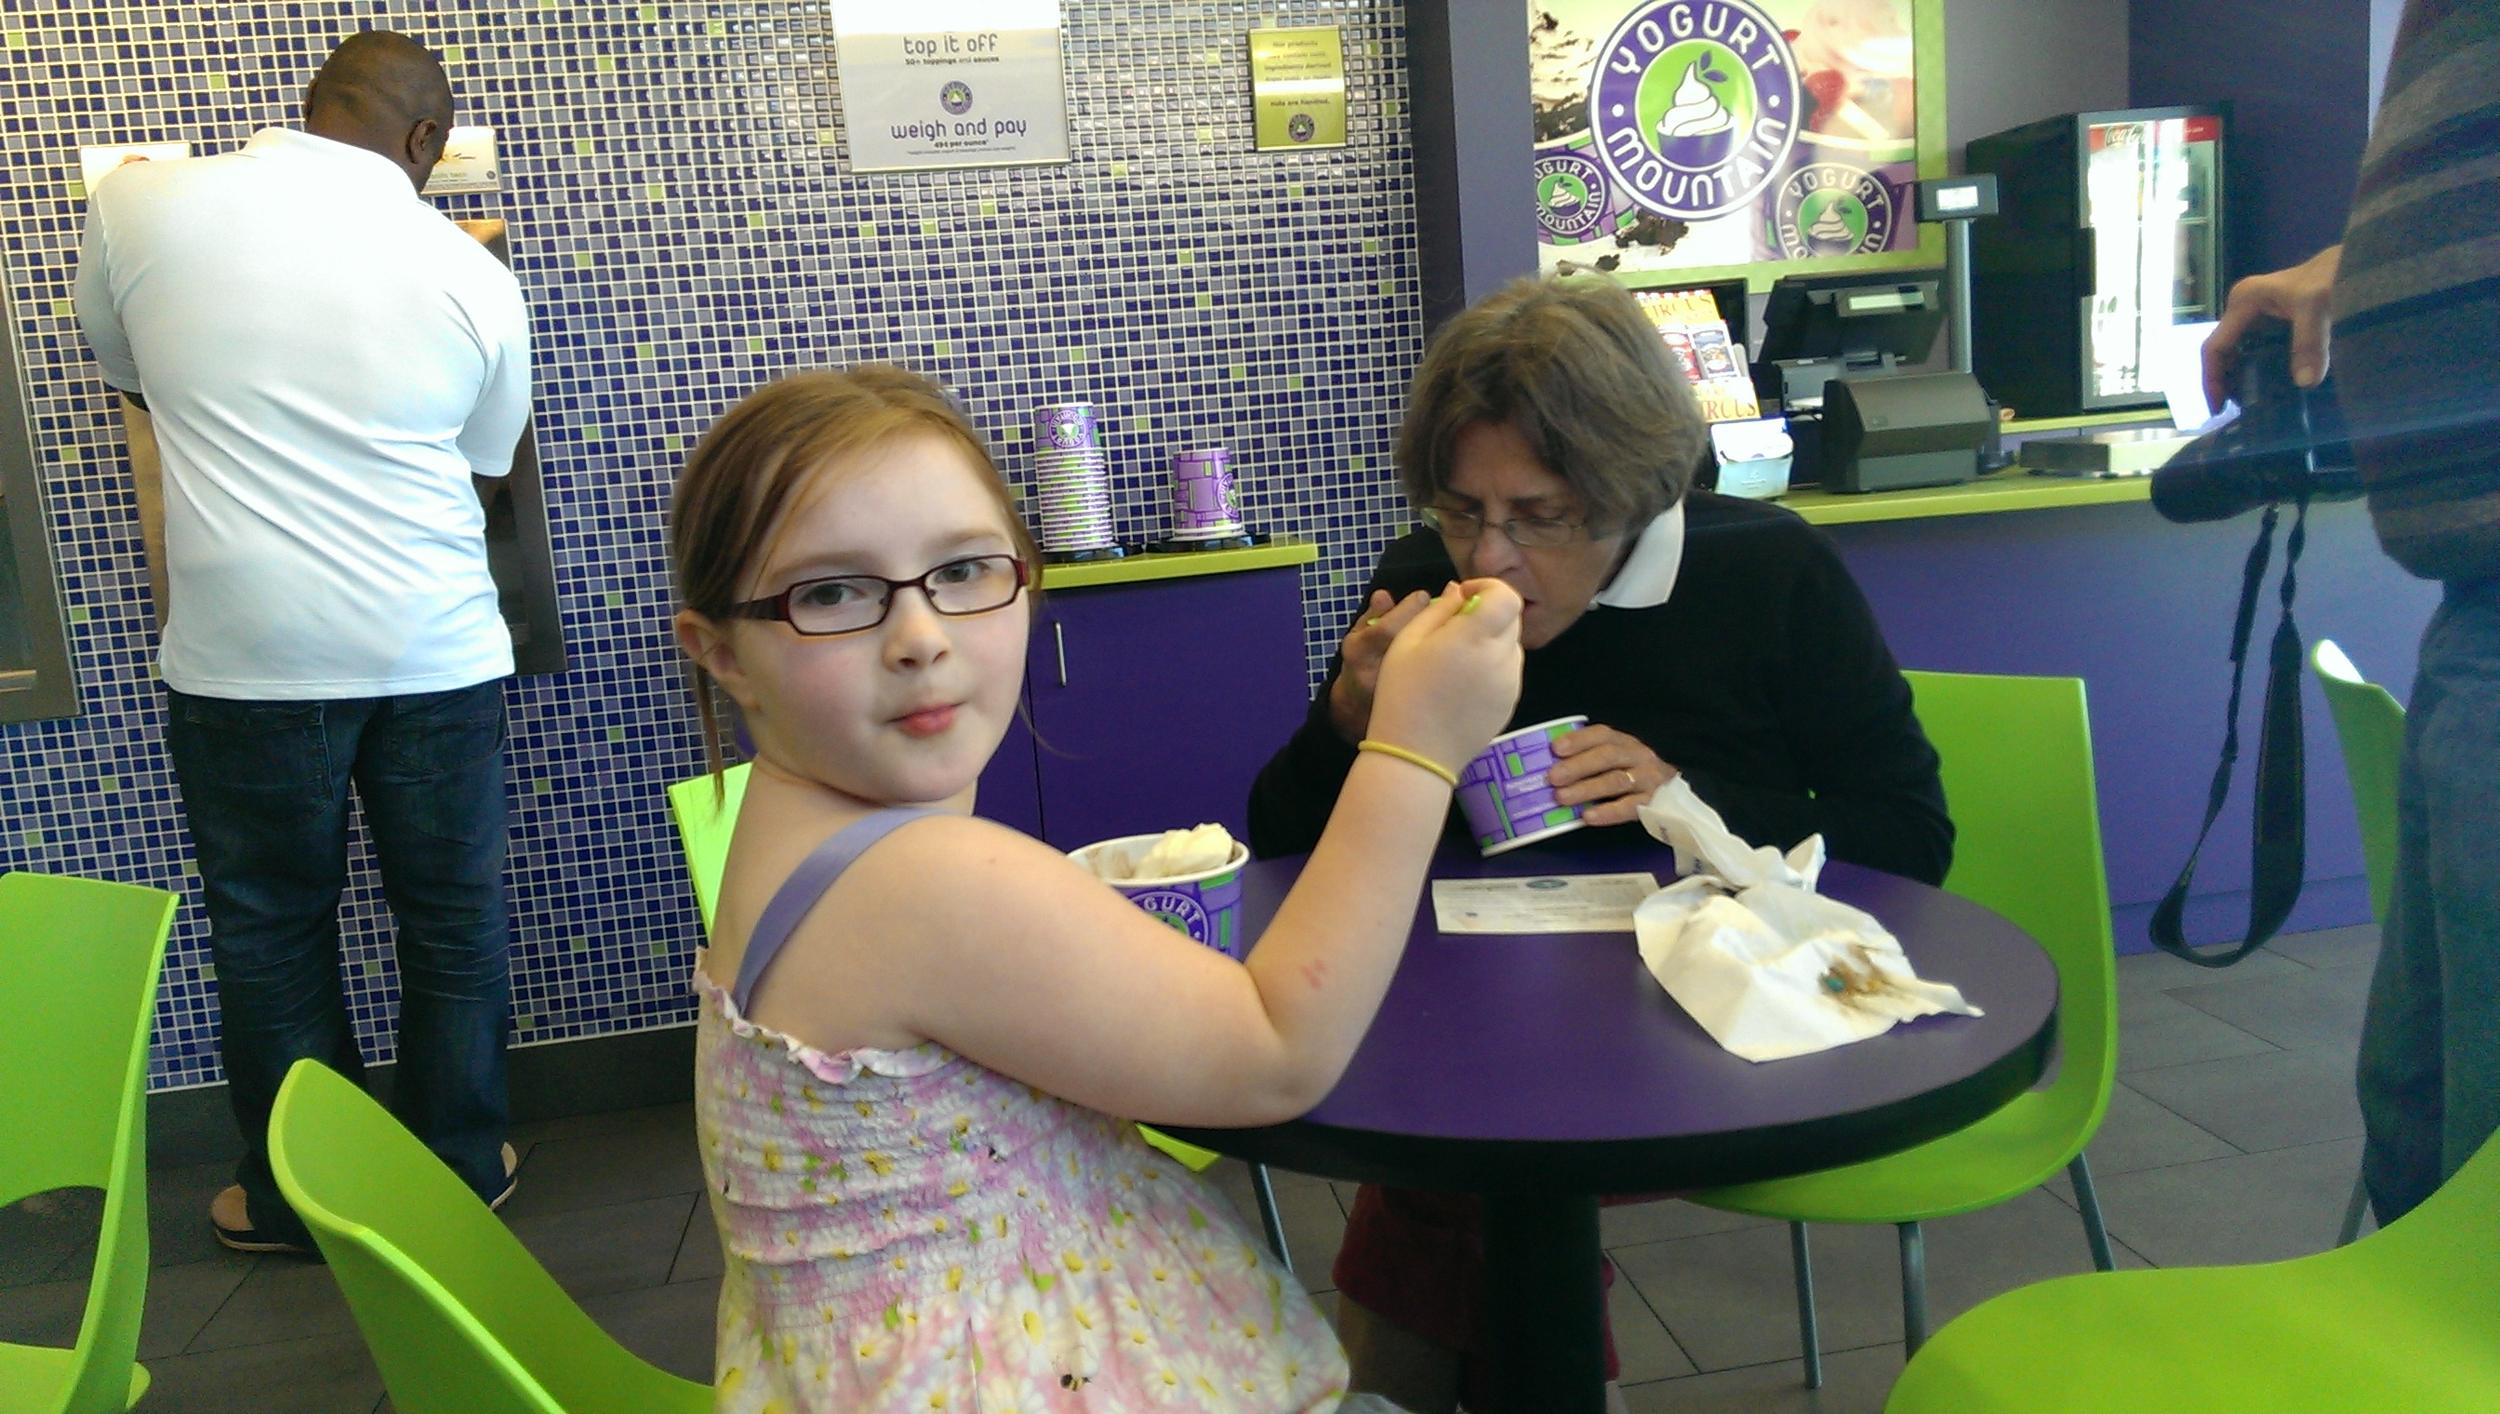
left=1397, top=275, right=1708, bottom=532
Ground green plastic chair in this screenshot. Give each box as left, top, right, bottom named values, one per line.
left=1886, top=1122, right=2500, bottom=1411
left=0, top=871, right=176, bottom=1414
left=663, top=761, right=751, bottom=935
left=661, top=767, right=1285, bottom=1264
left=2310, top=641, right=2402, bottom=925
left=1682, top=672, right=2118, bottom=1383
left=269, top=1059, right=711, bottom=1413
left=2311, top=638, right=2406, bottom=1246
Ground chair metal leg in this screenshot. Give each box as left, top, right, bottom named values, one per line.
left=2337, top=1170, right=2371, bottom=1247
left=2068, top=1152, right=2117, bottom=1272
left=1789, top=1221, right=1823, bottom=1390
left=1898, top=1221, right=1929, bottom=1357
left=1249, top=1162, right=1293, bottom=1274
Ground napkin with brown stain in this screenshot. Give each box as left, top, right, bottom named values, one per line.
left=1632, top=778, right=1982, bottom=1062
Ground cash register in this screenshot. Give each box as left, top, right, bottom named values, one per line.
left=1755, top=269, right=1991, bottom=492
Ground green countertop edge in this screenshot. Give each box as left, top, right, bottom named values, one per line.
left=1779, top=469, right=2154, bottom=526
left=2003, top=409, right=2172, bottom=434
left=1038, top=539, right=1319, bottom=590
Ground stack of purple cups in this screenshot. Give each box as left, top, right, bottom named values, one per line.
left=1168, top=447, right=1247, bottom=544
left=1032, top=403, right=1122, bottom=561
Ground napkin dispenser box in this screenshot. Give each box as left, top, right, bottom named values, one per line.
left=1708, top=417, right=1794, bottom=500
left=1820, top=371, right=1991, bottom=494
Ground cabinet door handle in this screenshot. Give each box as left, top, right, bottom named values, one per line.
left=1054, top=622, right=1068, bottom=687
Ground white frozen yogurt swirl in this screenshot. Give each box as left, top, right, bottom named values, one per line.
left=1658, top=62, right=1735, bottom=140
left=1096, top=824, right=1238, bottom=881
left=1809, top=201, right=1854, bottom=241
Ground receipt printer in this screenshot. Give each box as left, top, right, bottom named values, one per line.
left=1819, top=371, right=1992, bottom=493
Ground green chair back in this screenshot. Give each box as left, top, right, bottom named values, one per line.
left=664, top=762, right=751, bottom=935
left=1694, top=671, right=2116, bottom=1218
left=1888, top=1121, right=2500, bottom=1409
left=268, top=1060, right=710, bottom=1414
left=1909, top=669, right=2117, bottom=1142
left=0, top=871, right=176, bottom=1414
left=2310, top=640, right=2404, bottom=921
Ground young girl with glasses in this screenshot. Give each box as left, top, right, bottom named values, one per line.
left=669, top=365, right=1522, bottom=1411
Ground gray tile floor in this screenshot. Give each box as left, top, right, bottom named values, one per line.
left=0, top=925, right=2381, bottom=1412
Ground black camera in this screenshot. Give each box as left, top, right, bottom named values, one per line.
left=2149, top=318, right=2366, bottom=969
left=2151, top=322, right=2361, bottom=523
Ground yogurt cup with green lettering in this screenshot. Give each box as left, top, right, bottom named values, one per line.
left=1070, top=833, right=1250, bottom=960
left=1456, top=716, right=1591, bottom=855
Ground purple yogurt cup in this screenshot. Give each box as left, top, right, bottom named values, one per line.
left=1035, top=402, right=1101, bottom=452
left=1170, top=449, right=1242, bottom=538
left=1069, top=834, right=1250, bottom=960
left=1455, top=715, right=1591, bottom=856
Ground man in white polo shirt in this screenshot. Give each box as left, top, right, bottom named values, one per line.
left=77, top=31, right=531, bottom=1254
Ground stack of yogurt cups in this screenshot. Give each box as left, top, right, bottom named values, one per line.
left=1031, top=402, right=1123, bottom=561
left=1164, top=446, right=1252, bottom=549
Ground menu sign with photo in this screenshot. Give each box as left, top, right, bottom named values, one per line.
left=1635, top=287, right=1761, bottom=422
left=1530, top=0, right=1924, bottom=277
left=834, top=0, right=1071, bottom=171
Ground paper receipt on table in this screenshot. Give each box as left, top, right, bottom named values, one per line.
left=1430, top=873, right=1661, bottom=935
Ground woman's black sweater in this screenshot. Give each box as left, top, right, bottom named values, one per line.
left=1247, top=491, right=1954, bottom=884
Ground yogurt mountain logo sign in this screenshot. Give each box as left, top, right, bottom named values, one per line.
left=1588, top=0, right=1799, bottom=221
left=1772, top=162, right=1895, bottom=258
left=1534, top=151, right=1610, bottom=239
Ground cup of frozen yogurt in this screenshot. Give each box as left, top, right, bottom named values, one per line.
left=1072, top=824, right=1250, bottom=959
left=1456, top=716, right=1592, bottom=855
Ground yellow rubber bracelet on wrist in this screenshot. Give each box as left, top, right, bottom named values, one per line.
left=1357, top=738, right=1460, bottom=788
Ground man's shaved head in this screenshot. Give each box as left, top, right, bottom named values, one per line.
left=303, top=31, right=454, bottom=190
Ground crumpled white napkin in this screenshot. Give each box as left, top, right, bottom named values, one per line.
left=1631, top=778, right=1982, bottom=1062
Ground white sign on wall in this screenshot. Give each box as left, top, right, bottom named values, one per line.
left=833, top=0, right=1071, bottom=171
left=77, top=141, right=191, bottom=200
left=423, top=126, right=501, bottom=195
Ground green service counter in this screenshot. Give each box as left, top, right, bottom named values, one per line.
left=1036, top=539, right=1317, bottom=591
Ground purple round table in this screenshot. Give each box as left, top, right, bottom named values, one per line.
left=1159, top=835, right=2059, bottom=1413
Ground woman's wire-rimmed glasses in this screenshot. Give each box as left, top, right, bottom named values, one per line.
left=727, top=554, right=1029, bottom=636
left=1418, top=505, right=1597, bottom=547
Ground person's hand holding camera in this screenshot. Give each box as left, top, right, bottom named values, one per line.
left=2203, top=245, right=2341, bottom=410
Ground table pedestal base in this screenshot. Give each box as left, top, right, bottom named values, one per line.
left=1482, top=1191, right=1605, bottom=1413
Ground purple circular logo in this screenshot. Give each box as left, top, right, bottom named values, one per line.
left=1534, top=151, right=1610, bottom=239
left=1038, top=405, right=1096, bottom=450
left=1131, top=889, right=1211, bottom=942
left=1772, top=162, right=1896, bottom=259
left=1287, top=112, right=1316, bottom=143
left=1588, top=0, right=1799, bottom=221
left=941, top=81, right=973, bottom=115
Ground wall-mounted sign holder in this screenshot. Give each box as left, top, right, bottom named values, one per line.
left=1250, top=26, right=1348, bottom=152
left=76, top=141, right=191, bottom=201
left=426, top=126, right=501, bottom=195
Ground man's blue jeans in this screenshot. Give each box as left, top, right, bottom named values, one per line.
left=2358, top=577, right=2500, bottom=1224
left=166, top=681, right=513, bottom=1242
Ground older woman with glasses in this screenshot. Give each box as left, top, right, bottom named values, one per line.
left=1245, top=274, right=1951, bottom=1411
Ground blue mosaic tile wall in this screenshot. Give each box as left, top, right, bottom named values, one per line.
left=0, top=1, right=1423, bottom=1090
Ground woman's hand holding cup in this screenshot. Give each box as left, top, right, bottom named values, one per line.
left=1365, top=580, right=1524, bottom=775
left=1548, top=724, right=1677, bottom=826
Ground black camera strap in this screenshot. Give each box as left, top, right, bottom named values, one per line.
left=2150, top=491, right=2316, bottom=966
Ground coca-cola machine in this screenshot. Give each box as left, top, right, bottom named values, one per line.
left=1965, top=105, right=2231, bottom=419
